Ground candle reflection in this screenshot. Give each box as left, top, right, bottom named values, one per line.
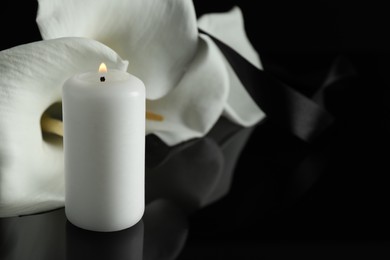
left=66, top=220, right=144, bottom=260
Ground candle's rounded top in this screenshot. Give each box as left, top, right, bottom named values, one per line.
left=63, top=69, right=145, bottom=98
left=76, top=69, right=131, bottom=84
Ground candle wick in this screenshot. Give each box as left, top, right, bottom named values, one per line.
left=100, top=76, right=105, bottom=82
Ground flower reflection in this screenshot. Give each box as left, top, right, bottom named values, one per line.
left=146, top=118, right=255, bottom=214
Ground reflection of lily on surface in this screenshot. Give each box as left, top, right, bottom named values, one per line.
left=146, top=118, right=256, bottom=214
left=0, top=0, right=264, bottom=217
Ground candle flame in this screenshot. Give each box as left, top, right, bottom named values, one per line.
left=99, top=63, right=107, bottom=73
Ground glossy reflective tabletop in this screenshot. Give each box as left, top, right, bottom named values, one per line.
left=2, top=113, right=390, bottom=259
left=2, top=1, right=390, bottom=259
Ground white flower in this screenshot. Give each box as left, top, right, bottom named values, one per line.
left=0, top=0, right=264, bottom=217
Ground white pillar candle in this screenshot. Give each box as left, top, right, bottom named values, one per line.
left=63, top=63, right=145, bottom=232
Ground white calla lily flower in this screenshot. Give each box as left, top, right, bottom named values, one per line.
left=0, top=0, right=264, bottom=217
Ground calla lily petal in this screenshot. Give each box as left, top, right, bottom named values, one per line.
left=143, top=7, right=265, bottom=145
left=198, top=7, right=262, bottom=69
left=0, top=38, right=128, bottom=217
left=146, top=35, right=229, bottom=146
left=36, top=0, right=199, bottom=100
left=198, top=7, right=266, bottom=126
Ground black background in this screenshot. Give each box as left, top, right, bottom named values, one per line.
left=2, top=0, right=390, bottom=258
left=191, top=0, right=390, bottom=257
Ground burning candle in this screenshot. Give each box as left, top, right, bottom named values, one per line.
left=62, top=63, right=145, bottom=232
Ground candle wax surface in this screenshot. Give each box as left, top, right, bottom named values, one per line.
left=63, top=69, right=145, bottom=232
